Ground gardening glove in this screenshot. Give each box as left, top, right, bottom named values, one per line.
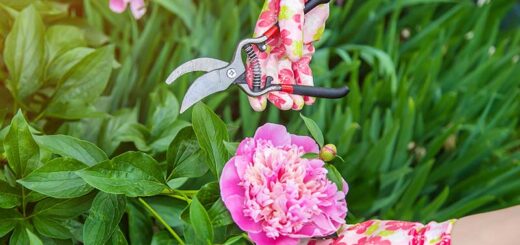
left=246, top=0, right=329, bottom=111
left=303, top=219, right=456, bottom=245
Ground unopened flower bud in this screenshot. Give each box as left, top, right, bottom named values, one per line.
left=320, top=144, right=337, bottom=162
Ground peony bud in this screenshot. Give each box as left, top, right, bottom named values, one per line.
left=320, top=144, right=337, bottom=162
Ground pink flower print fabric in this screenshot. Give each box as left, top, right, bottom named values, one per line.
left=247, top=0, right=330, bottom=111
left=306, top=219, right=456, bottom=245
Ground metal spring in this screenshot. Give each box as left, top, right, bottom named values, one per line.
left=244, top=44, right=262, bottom=91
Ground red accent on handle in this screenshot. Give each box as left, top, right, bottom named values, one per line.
left=263, top=25, right=279, bottom=40
left=281, top=84, right=294, bottom=93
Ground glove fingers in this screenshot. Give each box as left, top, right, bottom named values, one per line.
left=279, top=0, right=305, bottom=62
left=303, top=3, right=329, bottom=43
left=293, top=43, right=316, bottom=105
left=254, top=0, right=281, bottom=37
left=281, top=58, right=304, bottom=110
left=268, top=57, right=294, bottom=110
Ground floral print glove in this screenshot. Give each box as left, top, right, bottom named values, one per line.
left=247, top=0, right=329, bottom=111
left=305, top=219, right=456, bottom=245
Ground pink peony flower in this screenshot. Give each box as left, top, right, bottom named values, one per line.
left=109, top=0, right=146, bottom=19
left=220, top=123, right=348, bottom=245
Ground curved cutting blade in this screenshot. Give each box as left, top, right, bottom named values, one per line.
left=165, top=58, right=228, bottom=84
left=180, top=70, right=233, bottom=113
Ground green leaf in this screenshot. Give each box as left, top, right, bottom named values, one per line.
left=325, top=164, right=344, bottom=192
left=26, top=229, right=43, bottom=245
left=300, top=114, right=325, bottom=147
left=32, top=216, right=72, bottom=240
left=46, top=47, right=95, bottom=84
left=4, top=110, right=40, bottom=177
left=207, top=199, right=233, bottom=227
left=189, top=196, right=214, bottom=244
left=83, top=192, right=126, bottom=245
left=33, top=193, right=95, bottom=218
left=18, top=157, right=92, bottom=198
left=301, top=153, right=319, bottom=159
left=9, top=223, right=31, bottom=245
left=45, top=25, right=86, bottom=62
left=192, top=103, right=230, bottom=178
left=0, top=180, right=20, bottom=208
left=109, top=228, right=128, bottom=245
left=0, top=208, right=22, bottom=237
left=147, top=89, right=179, bottom=139
left=47, top=45, right=114, bottom=111
left=34, top=135, right=108, bottom=166
left=76, top=152, right=166, bottom=197
left=223, top=141, right=239, bottom=156
left=3, top=4, right=45, bottom=99
left=166, top=127, right=208, bottom=179
left=127, top=202, right=153, bottom=245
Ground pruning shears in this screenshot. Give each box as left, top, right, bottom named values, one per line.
left=165, top=0, right=349, bottom=113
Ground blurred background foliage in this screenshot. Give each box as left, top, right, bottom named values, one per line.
left=0, top=0, right=519, bottom=244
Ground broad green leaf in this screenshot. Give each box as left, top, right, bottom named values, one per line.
left=127, top=202, right=153, bottom=245
left=32, top=216, right=71, bottom=240
left=47, top=45, right=114, bottom=111
left=9, top=223, right=31, bottom=245
left=33, top=193, right=95, bottom=218
left=3, top=4, right=45, bottom=99
left=26, top=229, right=43, bottom=245
left=192, top=103, right=230, bottom=177
left=223, top=141, right=239, bottom=156
left=146, top=196, right=186, bottom=228
left=83, top=192, right=126, bottom=245
left=34, top=135, right=107, bottom=166
left=109, top=228, right=128, bottom=245
left=166, top=127, right=208, bottom=179
left=4, top=111, right=40, bottom=177
left=166, top=177, right=188, bottom=189
left=207, top=199, right=233, bottom=227
left=325, top=164, right=344, bottom=192
left=45, top=25, right=86, bottom=62
left=76, top=152, right=166, bottom=197
left=189, top=197, right=214, bottom=244
left=300, top=114, right=325, bottom=147
left=0, top=208, right=22, bottom=237
left=150, top=231, right=176, bottom=245
left=149, top=120, right=190, bottom=153
left=147, top=89, right=179, bottom=138
left=18, top=157, right=92, bottom=198
left=46, top=47, right=95, bottom=84
left=223, top=235, right=245, bottom=245
left=0, top=180, right=20, bottom=208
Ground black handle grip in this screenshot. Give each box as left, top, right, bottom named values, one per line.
left=304, top=0, right=331, bottom=14
left=289, top=85, right=349, bottom=99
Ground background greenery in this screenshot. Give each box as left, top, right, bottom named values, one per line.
left=0, top=0, right=519, bottom=244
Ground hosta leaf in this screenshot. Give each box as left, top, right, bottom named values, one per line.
left=192, top=103, right=230, bottom=178
left=3, top=4, right=45, bottom=99
left=166, top=127, right=208, bottom=179
left=83, top=192, right=126, bottom=245
left=4, top=111, right=40, bottom=178
left=300, top=114, right=324, bottom=147
left=18, top=157, right=92, bottom=198
left=76, top=152, right=166, bottom=197
left=0, top=180, right=20, bottom=208
left=0, top=208, right=22, bottom=237
left=190, top=196, right=214, bottom=244
left=35, top=135, right=107, bottom=166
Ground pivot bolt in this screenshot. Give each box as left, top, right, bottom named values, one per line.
left=227, top=68, right=237, bottom=78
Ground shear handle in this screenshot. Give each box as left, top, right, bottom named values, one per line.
left=264, top=0, right=331, bottom=39
left=281, top=84, right=349, bottom=99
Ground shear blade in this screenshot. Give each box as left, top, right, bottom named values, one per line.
left=180, top=70, right=234, bottom=113
left=165, top=58, right=228, bottom=84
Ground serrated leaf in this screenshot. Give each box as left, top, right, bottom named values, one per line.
left=3, top=4, right=45, bottom=99
left=192, top=103, right=230, bottom=178
left=83, top=192, right=126, bottom=245
left=76, top=152, right=166, bottom=197
left=300, top=114, right=324, bottom=147
left=18, top=157, right=92, bottom=198
left=4, top=111, right=40, bottom=178
left=34, top=135, right=107, bottom=166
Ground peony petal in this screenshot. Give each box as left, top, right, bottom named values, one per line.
left=312, top=213, right=336, bottom=233
left=225, top=195, right=262, bottom=233
left=109, top=0, right=127, bottom=13
left=249, top=231, right=299, bottom=245
left=220, top=158, right=244, bottom=200
left=129, top=0, right=146, bottom=19
left=290, top=135, right=319, bottom=153
left=254, top=123, right=291, bottom=146
left=234, top=155, right=249, bottom=179
left=236, top=138, right=256, bottom=160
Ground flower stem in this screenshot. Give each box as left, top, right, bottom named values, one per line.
left=138, top=198, right=185, bottom=245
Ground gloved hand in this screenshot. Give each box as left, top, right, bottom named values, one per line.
left=305, top=220, right=455, bottom=245
left=246, top=0, right=329, bottom=111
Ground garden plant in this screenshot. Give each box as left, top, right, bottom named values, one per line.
left=0, top=0, right=519, bottom=244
